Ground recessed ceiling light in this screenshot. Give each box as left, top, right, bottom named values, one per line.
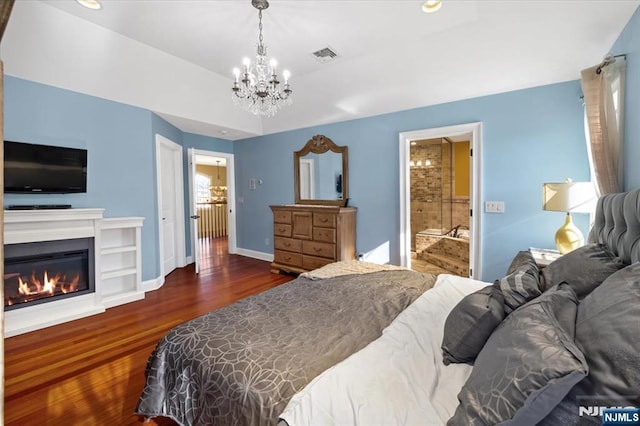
left=422, top=0, right=442, bottom=13
left=77, top=0, right=102, bottom=10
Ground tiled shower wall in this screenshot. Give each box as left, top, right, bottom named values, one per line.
left=410, top=139, right=470, bottom=250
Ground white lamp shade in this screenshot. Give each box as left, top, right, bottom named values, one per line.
left=542, top=181, right=597, bottom=213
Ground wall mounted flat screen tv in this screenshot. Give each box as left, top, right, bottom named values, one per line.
left=4, top=141, right=88, bottom=194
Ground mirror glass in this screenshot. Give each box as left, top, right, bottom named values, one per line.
left=294, top=135, right=348, bottom=206
left=298, top=151, right=343, bottom=200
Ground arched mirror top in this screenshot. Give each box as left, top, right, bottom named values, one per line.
left=294, top=135, right=348, bottom=207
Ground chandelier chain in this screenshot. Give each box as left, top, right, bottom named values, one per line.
left=258, top=9, right=263, bottom=47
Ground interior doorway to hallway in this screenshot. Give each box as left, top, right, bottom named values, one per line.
left=188, top=148, right=237, bottom=274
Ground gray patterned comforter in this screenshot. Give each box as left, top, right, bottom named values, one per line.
left=135, top=269, right=436, bottom=426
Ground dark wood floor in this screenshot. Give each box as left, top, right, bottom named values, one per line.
left=4, top=237, right=293, bottom=425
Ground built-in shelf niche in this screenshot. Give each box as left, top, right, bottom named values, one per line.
left=100, top=217, right=144, bottom=308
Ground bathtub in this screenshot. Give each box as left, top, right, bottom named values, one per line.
left=415, top=229, right=469, bottom=276
left=417, top=227, right=470, bottom=240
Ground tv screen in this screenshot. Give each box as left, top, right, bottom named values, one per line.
left=4, top=141, right=87, bottom=194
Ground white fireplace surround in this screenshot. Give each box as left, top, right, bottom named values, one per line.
left=4, top=208, right=144, bottom=337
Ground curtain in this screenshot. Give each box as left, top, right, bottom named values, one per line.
left=0, top=1, right=16, bottom=422
left=581, top=56, right=626, bottom=195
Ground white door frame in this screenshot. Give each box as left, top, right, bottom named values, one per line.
left=299, top=158, right=315, bottom=199
left=188, top=148, right=200, bottom=274
left=399, top=122, right=483, bottom=279
left=155, top=134, right=187, bottom=278
left=189, top=149, right=238, bottom=257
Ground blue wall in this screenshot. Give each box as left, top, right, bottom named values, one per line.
left=232, top=6, right=640, bottom=281
left=610, top=6, right=640, bottom=190
left=4, top=76, right=230, bottom=281
left=7, top=4, right=637, bottom=284
left=234, top=81, right=590, bottom=281
left=4, top=76, right=160, bottom=280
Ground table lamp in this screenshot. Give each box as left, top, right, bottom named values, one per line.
left=542, top=180, right=597, bottom=254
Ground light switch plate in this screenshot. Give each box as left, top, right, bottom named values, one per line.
left=485, top=201, right=505, bottom=213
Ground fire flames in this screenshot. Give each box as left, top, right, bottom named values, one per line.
left=6, top=270, right=80, bottom=306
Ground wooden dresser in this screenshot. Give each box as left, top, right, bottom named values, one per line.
left=270, top=205, right=356, bottom=274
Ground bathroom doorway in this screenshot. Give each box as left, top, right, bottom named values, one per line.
left=399, top=123, right=482, bottom=279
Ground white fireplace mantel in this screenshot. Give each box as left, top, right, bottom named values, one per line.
left=4, top=208, right=144, bottom=337
left=4, top=208, right=105, bottom=245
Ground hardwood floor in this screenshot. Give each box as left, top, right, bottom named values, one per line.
left=4, top=237, right=293, bottom=425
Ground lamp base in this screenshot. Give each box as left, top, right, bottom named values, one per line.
left=555, top=213, right=584, bottom=254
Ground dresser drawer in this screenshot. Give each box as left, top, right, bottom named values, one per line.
left=274, top=223, right=292, bottom=237
left=274, top=250, right=302, bottom=267
left=274, top=210, right=292, bottom=223
left=313, top=227, right=336, bottom=243
left=302, top=240, right=336, bottom=259
left=303, top=255, right=334, bottom=271
left=274, top=237, right=302, bottom=252
left=313, top=213, right=336, bottom=228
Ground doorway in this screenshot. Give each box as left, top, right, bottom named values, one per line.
left=188, top=149, right=237, bottom=274
left=298, top=159, right=315, bottom=199
left=155, top=134, right=187, bottom=278
left=399, top=123, right=482, bottom=279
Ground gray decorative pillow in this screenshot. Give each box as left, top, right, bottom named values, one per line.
left=497, top=253, right=541, bottom=314
left=441, top=285, right=505, bottom=365
left=448, top=284, right=588, bottom=426
left=573, top=263, right=640, bottom=400
left=539, top=263, right=640, bottom=425
left=506, top=250, right=537, bottom=275
left=541, top=243, right=626, bottom=299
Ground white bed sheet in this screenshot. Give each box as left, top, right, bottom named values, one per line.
left=279, top=274, right=491, bottom=426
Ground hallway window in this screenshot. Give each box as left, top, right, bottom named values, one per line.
left=196, top=173, right=211, bottom=203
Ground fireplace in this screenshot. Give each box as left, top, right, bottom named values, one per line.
left=3, top=208, right=147, bottom=337
left=4, top=238, right=95, bottom=311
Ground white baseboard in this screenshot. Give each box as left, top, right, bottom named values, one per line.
left=235, top=248, right=274, bottom=262
left=102, top=291, right=145, bottom=309
left=186, top=255, right=193, bottom=264
left=142, top=275, right=165, bottom=292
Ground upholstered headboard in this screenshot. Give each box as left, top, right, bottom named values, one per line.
left=589, top=189, right=640, bottom=264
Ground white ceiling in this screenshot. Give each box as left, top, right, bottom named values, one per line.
left=196, top=155, right=227, bottom=167
left=3, top=1, right=639, bottom=140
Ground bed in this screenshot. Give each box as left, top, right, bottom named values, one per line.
left=135, top=263, right=437, bottom=425
left=136, top=189, right=640, bottom=426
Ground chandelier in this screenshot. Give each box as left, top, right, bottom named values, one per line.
left=232, top=0, right=292, bottom=117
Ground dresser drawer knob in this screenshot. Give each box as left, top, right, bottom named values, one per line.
left=284, top=242, right=291, bottom=247
left=314, top=247, right=322, bottom=252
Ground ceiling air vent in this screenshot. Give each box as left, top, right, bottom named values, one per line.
left=311, top=47, right=338, bottom=63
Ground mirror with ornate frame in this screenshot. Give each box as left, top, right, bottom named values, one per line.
left=294, top=135, right=348, bottom=207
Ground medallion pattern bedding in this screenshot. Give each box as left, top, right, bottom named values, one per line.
left=138, top=189, right=640, bottom=426
left=135, top=269, right=436, bottom=426
left=278, top=189, right=640, bottom=426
